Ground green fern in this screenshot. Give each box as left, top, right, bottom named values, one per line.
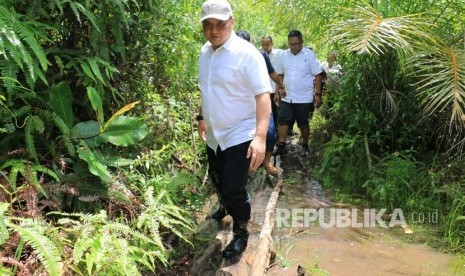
left=113, top=239, right=141, bottom=276
left=138, top=188, right=193, bottom=247
left=0, top=60, right=19, bottom=96
left=53, top=211, right=161, bottom=274
left=0, top=5, right=50, bottom=89
left=24, top=115, right=45, bottom=162
left=51, top=113, right=75, bottom=157
left=0, top=159, right=25, bottom=192
left=1, top=159, right=59, bottom=196
left=0, top=202, right=9, bottom=245
left=8, top=219, right=63, bottom=276
left=12, top=106, right=31, bottom=120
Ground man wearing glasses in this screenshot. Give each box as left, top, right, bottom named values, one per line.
left=273, top=30, right=323, bottom=157
left=196, top=0, right=271, bottom=258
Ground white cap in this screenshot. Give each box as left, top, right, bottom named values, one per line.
left=200, top=0, right=233, bottom=22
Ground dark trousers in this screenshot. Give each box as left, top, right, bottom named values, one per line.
left=207, top=141, right=251, bottom=222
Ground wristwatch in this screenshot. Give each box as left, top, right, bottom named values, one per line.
left=196, top=115, right=204, bottom=121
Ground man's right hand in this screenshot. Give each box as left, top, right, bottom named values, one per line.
left=198, top=120, right=207, bottom=143
left=273, top=92, right=280, bottom=106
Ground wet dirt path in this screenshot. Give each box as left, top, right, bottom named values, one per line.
left=266, top=141, right=463, bottom=276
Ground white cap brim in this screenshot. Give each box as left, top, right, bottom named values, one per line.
left=200, top=13, right=231, bottom=22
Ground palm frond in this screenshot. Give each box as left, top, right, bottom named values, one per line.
left=410, top=45, right=465, bottom=129
left=332, top=3, right=433, bottom=56
left=379, top=88, right=400, bottom=125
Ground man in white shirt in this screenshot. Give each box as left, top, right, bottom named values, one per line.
left=197, top=0, right=271, bottom=259
left=320, top=51, right=343, bottom=91
left=273, top=30, right=323, bottom=156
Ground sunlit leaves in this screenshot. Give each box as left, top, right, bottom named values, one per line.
left=100, top=116, right=149, bottom=146
left=331, top=3, right=433, bottom=55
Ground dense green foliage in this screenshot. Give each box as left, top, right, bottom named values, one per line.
left=0, top=0, right=205, bottom=274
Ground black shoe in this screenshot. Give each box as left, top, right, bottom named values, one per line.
left=222, top=236, right=248, bottom=258
left=301, top=144, right=309, bottom=156
left=272, top=142, right=287, bottom=156
left=206, top=205, right=227, bottom=221
left=222, top=220, right=249, bottom=258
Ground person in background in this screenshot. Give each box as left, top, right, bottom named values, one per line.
left=272, top=30, right=323, bottom=157
left=237, top=30, right=283, bottom=176
left=320, top=51, right=343, bottom=92
left=261, top=35, right=282, bottom=131
left=197, top=0, right=271, bottom=258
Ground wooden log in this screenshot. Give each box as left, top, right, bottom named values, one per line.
left=250, top=173, right=284, bottom=276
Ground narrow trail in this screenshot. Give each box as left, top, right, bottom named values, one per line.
left=189, top=137, right=463, bottom=276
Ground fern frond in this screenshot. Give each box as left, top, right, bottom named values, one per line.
left=12, top=106, right=31, bottom=119
left=62, top=136, right=75, bottom=157
left=51, top=113, right=70, bottom=136
left=0, top=159, right=25, bottom=170
left=114, top=239, right=141, bottom=276
left=132, top=248, right=156, bottom=273
left=29, top=170, right=46, bottom=196
left=102, top=222, right=157, bottom=246
left=48, top=0, right=64, bottom=14
left=102, top=156, right=135, bottom=167
left=79, top=59, right=96, bottom=82
left=87, top=58, right=105, bottom=84
left=71, top=235, right=95, bottom=266
left=30, top=60, right=48, bottom=86
left=0, top=60, right=19, bottom=96
left=96, top=58, right=118, bottom=80
left=51, top=114, right=76, bottom=157
left=66, top=1, right=101, bottom=33
left=31, top=115, right=45, bottom=134
left=23, top=114, right=45, bottom=162
left=0, top=6, right=50, bottom=89
left=11, top=16, right=50, bottom=72
left=2, top=160, right=26, bottom=192
left=0, top=26, right=24, bottom=70
left=8, top=219, right=63, bottom=276
left=0, top=203, right=9, bottom=245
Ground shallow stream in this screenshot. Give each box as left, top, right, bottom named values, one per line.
left=266, top=169, right=463, bottom=276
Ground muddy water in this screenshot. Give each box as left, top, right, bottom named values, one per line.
left=267, top=172, right=463, bottom=276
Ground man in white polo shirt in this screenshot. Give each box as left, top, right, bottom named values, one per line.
left=196, top=0, right=271, bottom=258
left=273, top=30, right=323, bottom=156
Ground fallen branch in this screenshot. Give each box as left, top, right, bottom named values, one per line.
left=250, top=172, right=284, bottom=276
